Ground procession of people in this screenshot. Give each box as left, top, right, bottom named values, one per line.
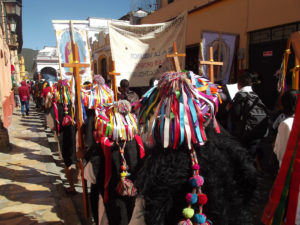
left=2, top=2, right=299, bottom=224
left=11, top=54, right=298, bottom=225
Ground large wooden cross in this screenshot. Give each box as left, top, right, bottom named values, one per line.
left=61, top=21, right=90, bottom=218
left=167, top=42, right=186, bottom=72
left=200, top=46, right=223, bottom=83
left=109, top=61, right=120, bottom=101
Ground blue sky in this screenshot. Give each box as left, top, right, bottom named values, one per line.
left=22, top=0, right=131, bottom=50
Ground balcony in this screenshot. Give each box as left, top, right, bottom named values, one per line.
left=3, top=0, right=22, bottom=53
left=7, top=34, right=18, bottom=50
left=3, top=0, right=21, bottom=16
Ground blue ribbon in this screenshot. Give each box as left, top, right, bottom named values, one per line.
left=81, top=97, right=87, bottom=123
left=152, top=118, right=157, bottom=145
left=179, top=94, right=185, bottom=145
left=195, top=79, right=202, bottom=88
left=143, top=86, right=156, bottom=99
left=140, top=90, right=157, bottom=124
left=188, top=95, right=203, bottom=144
left=206, top=83, right=211, bottom=96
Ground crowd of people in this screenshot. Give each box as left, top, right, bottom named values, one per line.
left=12, top=71, right=299, bottom=225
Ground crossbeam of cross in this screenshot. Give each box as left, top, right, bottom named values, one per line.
left=200, top=46, right=223, bottom=83
left=167, top=42, right=186, bottom=72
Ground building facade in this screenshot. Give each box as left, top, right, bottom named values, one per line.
left=3, top=0, right=23, bottom=84
left=140, top=0, right=300, bottom=108
left=89, top=18, right=130, bottom=81
left=87, top=18, right=129, bottom=81
left=32, top=46, right=59, bottom=80
left=90, top=13, right=152, bottom=82
left=0, top=0, right=23, bottom=149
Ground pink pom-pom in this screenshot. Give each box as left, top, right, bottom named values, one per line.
left=196, top=175, right=204, bottom=186
left=189, top=175, right=204, bottom=187
left=192, top=164, right=200, bottom=170
left=94, top=75, right=105, bottom=85
left=185, top=193, right=192, bottom=203
left=177, top=219, right=193, bottom=225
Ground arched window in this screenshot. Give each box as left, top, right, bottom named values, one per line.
left=94, top=62, right=97, bottom=74
left=101, top=58, right=107, bottom=81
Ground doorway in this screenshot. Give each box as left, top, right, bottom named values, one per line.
left=185, top=44, right=199, bottom=75
left=249, top=22, right=299, bottom=109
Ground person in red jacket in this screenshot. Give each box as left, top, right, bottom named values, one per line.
left=18, top=80, right=30, bottom=116
left=41, top=82, right=51, bottom=112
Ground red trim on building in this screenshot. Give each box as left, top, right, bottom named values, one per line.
left=2, top=91, right=15, bottom=128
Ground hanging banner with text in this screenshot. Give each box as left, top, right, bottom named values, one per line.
left=109, top=12, right=187, bottom=87
left=201, top=31, right=236, bottom=84
left=52, top=21, right=92, bottom=84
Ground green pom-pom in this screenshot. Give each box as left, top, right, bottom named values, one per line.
left=170, top=112, right=175, bottom=119
left=176, top=90, right=181, bottom=99
left=182, top=207, right=194, bottom=219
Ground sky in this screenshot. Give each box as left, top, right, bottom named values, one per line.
left=22, top=0, right=131, bottom=50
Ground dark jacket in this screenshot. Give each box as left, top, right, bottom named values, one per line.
left=18, top=81, right=30, bottom=102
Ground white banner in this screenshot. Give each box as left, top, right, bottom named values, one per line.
left=109, top=12, right=187, bottom=87
left=201, top=31, right=236, bottom=84
left=52, top=21, right=92, bottom=84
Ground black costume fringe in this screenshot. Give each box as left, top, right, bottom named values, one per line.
left=135, top=126, right=258, bottom=225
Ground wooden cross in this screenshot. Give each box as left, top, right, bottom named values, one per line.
left=167, top=42, right=186, bottom=72
left=200, top=46, right=223, bottom=83
left=61, top=21, right=90, bottom=218
left=62, top=52, right=89, bottom=127
left=109, top=61, right=120, bottom=101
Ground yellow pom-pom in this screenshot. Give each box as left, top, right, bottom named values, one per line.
left=120, top=172, right=127, bottom=177
left=182, top=207, right=194, bottom=219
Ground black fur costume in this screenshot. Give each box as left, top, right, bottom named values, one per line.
left=50, top=103, right=77, bottom=167
left=87, top=138, right=144, bottom=225
left=83, top=108, right=145, bottom=225
left=135, top=125, right=258, bottom=225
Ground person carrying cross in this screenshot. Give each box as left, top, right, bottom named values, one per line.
left=118, top=79, right=139, bottom=105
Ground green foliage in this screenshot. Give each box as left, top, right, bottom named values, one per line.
left=20, top=48, right=38, bottom=73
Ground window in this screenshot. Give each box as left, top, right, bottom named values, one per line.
left=250, top=22, right=299, bottom=44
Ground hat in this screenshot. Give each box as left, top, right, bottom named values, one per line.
left=137, top=71, right=221, bottom=225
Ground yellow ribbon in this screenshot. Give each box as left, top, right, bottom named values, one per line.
left=292, top=65, right=300, bottom=89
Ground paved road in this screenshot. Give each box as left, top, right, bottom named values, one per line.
left=0, top=105, right=94, bottom=225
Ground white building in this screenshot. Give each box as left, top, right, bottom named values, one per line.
left=33, top=15, right=145, bottom=81
left=32, top=46, right=59, bottom=79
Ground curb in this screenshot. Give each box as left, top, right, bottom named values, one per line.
left=38, top=111, right=83, bottom=225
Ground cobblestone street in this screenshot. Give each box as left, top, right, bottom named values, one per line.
left=0, top=104, right=92, bottom=225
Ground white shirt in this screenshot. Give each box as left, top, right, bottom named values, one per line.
left=239, top=85, right=253, bottom=93
left=274, top=117, right=294, bottom=166
left=273, top=116, right=299, bottom=225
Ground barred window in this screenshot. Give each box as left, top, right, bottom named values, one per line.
left=250, top=22, right=299, bottom=44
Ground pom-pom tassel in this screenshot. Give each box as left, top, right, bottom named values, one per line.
left=182, top=207, right=194, bottom=219
left=189, top=175, right=204, bottom=188
left=197, top=193, right=208, bottom=205
left=185, top=193, right=198, bottom=204
left=177, top=219, right=193, bottom=225
left=194, top=213, right=207, bottom=224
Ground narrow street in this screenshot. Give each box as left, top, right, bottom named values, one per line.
left=0, top=104, right=92, bottom=225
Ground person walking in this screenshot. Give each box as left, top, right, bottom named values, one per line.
left=274, top=89, right=298, bottom=166
left=18, top=80, right=30, bottom=116
left=12, top=83, right=20, bottom=107
left=226, top=71, right=269, bottom=159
